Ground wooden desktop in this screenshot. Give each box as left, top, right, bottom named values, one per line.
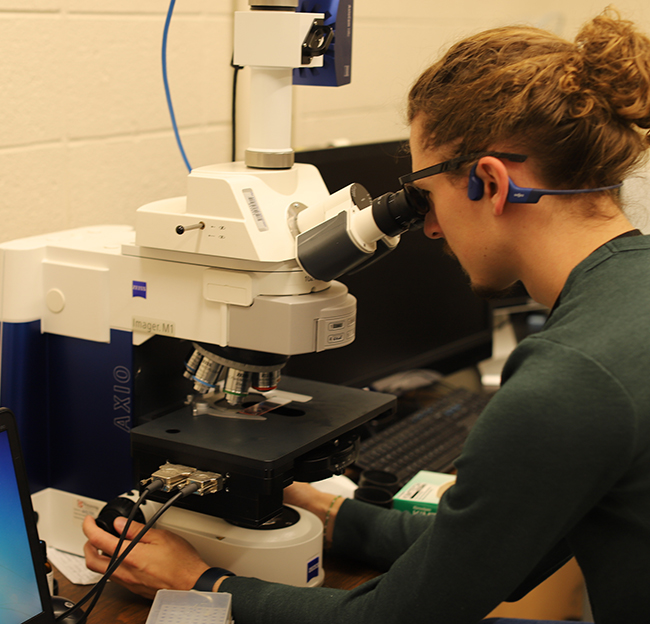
left=55, top=551, right=585, bottom=623
left=53, top=554, right=382, bottom=623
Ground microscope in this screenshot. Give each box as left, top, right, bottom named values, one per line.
left=0, top=0, right=428, bottom=587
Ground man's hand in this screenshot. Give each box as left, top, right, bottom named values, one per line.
left=284, top=482, right=344, bottom=545
left=83, top=515, right=210, bottom=600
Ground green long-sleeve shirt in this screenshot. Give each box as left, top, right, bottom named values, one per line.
left=221, top=234, right=650, bottom=623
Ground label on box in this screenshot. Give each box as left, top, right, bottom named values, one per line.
left=393, top=470, right=455, bottom=516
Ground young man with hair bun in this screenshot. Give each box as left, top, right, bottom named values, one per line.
left=84, top=10, right=650, bottom=623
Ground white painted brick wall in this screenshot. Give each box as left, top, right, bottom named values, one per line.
left=2, top=0, right=650, bottom=243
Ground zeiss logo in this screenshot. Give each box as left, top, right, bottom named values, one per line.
left=132, top=281, right=147, bottom=299
left=307, top=556, right=320, bottom=583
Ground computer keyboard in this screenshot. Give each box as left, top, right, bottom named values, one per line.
left=355, top=386, right=491, bottom=487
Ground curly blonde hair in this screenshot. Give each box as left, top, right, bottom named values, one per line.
left=407, top=8, right=650, bottom=190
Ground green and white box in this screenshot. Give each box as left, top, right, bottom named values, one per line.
left=393, top=470, right=456, bottom=515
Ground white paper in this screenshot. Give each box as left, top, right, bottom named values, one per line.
left=48, top=547, right=103, bottom=586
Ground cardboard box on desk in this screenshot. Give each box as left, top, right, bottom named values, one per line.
left=393, top=471, right=456, bottom=515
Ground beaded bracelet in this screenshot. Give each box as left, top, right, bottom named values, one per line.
left=323, top=495, right=342, bottom=546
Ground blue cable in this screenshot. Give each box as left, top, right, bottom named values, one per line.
left=162, top=0, right=192, bottom=172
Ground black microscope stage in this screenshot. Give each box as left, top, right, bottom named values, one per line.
left=131, top=376, right=396, bottom=525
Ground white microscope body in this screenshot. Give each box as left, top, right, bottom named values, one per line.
left=1, top=0, right=425, bottom=587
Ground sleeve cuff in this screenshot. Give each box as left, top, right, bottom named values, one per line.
left=192, top=567, right=235, bottom=591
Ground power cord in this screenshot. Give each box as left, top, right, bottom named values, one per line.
left=231, top=56, right=243, bottom=162
left=64, top=480, right=163, bottom=623
left=162, top=0, right=192, bottom=172
left=55, top=481, right=199, bottom=623
left=164, top=2, right=243, bottom=168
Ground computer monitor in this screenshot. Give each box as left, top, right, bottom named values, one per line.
left=0, top=407, right=56, bottom=624
left=287, top=141, right=493, bottom=387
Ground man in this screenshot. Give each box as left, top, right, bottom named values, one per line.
left=84, top=11, right=650, bottom=622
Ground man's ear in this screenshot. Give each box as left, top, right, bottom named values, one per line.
left=472, top=157, right=510, bottom=216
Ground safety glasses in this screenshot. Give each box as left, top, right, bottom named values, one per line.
left=398, top=152, right=528, bottom=186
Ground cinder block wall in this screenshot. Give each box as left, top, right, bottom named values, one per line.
left=2, top=0, right=650, bottom=243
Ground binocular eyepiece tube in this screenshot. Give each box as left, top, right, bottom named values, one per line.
left=370, top=184, right=430, bottom=238
left=296, top=183, right=430, bottom=282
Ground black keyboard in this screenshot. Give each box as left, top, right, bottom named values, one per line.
left=356, top=386, right=491, bottom=487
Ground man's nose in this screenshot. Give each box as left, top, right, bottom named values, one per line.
left=423, top=212, right=442, bottom=239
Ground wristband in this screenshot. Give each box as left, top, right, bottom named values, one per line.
left=323, top=495, right=342, bottom=546
left=192, top=567, right=235, bottom=592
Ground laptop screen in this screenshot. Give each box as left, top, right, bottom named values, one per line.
left=0, top=417, right=51, bottom=624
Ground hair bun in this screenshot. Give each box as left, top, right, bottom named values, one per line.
left=575, top=9, right=650, bottom=128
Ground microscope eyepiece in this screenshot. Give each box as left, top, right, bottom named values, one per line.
left=370, top=184, right=430, bottom=237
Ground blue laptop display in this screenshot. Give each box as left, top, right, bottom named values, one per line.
left=0, top=407, right=56, bottom=624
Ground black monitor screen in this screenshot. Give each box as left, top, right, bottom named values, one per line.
left=286, top=141, right=493, bottom=387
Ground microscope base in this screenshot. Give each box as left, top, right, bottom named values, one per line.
left=146, top=503, right=325, bottom=587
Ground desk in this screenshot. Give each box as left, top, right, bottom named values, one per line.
left=55, top=555, right=584, bottom=623
left=54, top=554, right=381, bottom=624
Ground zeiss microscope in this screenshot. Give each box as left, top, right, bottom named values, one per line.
left=0, top=0, right=428, bottom=586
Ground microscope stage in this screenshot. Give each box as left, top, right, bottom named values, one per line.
left=131, top=376, right=396, bottom=478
